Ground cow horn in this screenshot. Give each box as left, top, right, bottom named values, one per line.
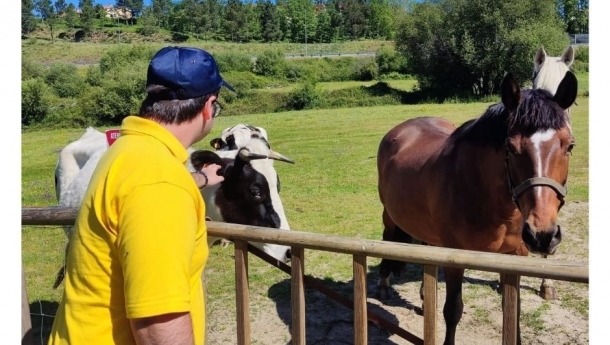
left=238, top=148, right=268, bottom=161
left=268, top=150, right=295, bottom=164
left=238, top=148, right=295, bottom=164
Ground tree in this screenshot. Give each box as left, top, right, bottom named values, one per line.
left=315, top=6, right=332, bottom=43
left=22, top=0, right=37, bottom=36
left=55, top=0, right=67, bottom=15
left=556, top=0, right=588, bottom=33
left=64, top=3, right=79, bottom=29
left=395, top=0, right=569, bottom=97
left=369, top=0, right=394, bottom=39
left=150, top=0, right=173, bottom=29
left=35, top=0, right=57, bottom=42
left=79, top=0, right=96, bottom=37
left=223, top=0, right=246, bottom=42
left=258, top=0, right=283, bottom=42
left=285, top=0, right=316, bottom=44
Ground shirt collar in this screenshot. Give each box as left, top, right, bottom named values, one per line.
left=119, top=116, right=190, bottom=164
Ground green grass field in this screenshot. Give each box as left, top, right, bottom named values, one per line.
left=22, top=96, right=589, bottom=343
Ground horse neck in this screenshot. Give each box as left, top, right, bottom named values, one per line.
left=444, top=144, right=516, bottom=216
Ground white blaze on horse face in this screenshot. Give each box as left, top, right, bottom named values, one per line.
left=530, top=129, right=556, bottom=196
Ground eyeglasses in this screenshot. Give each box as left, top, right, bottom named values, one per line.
left=212, top=100, right=222, bottom=118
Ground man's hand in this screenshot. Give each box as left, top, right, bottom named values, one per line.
left=192, top=163, right=225, bottom=188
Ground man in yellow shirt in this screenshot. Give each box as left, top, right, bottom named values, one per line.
left=48, top=46, right=233, bottom=345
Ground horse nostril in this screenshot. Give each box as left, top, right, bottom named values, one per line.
left=522, top=222, right=536, bottom=247
left=554, top=225, right=562, bottom=243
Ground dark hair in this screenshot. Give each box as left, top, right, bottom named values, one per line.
left=138, top=84, right=219, bottom=125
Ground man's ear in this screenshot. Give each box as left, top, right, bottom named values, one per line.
left=201, top=98, right=214, bottom=121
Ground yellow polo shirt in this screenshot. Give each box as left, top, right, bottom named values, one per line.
left=48, top=116, right=208, bottom=345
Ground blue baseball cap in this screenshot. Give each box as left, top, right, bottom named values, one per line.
left=146, top=46, right=236, bottom=99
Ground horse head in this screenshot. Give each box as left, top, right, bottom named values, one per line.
left=502, top=71, right=578, bottom=255
left=533, top=46, right=575, bottom=95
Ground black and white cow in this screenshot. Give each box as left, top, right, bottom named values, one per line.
left=53, top=125, right=294, bottom=288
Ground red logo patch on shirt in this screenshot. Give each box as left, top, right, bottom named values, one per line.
left=105, top=129, right=121, bottom=146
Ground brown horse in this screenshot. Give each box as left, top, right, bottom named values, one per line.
left=376, top=72, right=577, bottom=345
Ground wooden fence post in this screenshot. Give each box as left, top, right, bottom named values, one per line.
left=235, top=240, right=250, bottom=345
left=353, top=255, right=367, bottom=345
left=291, top=246, right=305, bottom=345
left=423, top=265, right=438, bottom=345
left=502, top=273, right=520, bottom=345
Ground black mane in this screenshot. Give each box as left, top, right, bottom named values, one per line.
left=451, top=88, right=569, bottom=149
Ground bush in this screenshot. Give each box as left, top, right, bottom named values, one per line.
left=22, top=78, right=52, bottom=126
left=573, top=46, right=589, bottom=73
left=99, top=45, right=158, bottom=73
left=376, top=47, right=407, bottom=75
left=574, top=46, right=589, bottom=63
left=22, top=59, right=46, bottom=81
left=352, top=60, right=379, bottom=81
left=137, top=25, right=159, bottom=36
left=45, top=63, right=87, bottom=98
left=254, top=49, right=285, bottom=77
left=215, top=52, right=254, bottom=73
left=85, top=66, right=104, bottom=87
left=40, top=97, right=95, bottom=129
left=285, top=82, right=320, bottom=110
left=171, top=31, right=189, bottom=42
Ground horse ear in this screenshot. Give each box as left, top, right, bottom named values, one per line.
left=534, top=47, right=547, bottom=68
left=553, top=71, right=578, bottom=110
left=501, top=73, right=520, bottom=111
left=561, top=45, right=575, bottom=67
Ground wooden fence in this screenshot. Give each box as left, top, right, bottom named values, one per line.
left=22, top=207, right=588, bottom=345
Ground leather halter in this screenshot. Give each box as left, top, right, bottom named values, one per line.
left=505, top=149, right=567, bottom=209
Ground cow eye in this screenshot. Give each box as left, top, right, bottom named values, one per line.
left=249, top=186, right=261, bottom=199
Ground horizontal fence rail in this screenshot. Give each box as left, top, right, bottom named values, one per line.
left=22, top=207, right=588, bottom=345
left=22, top=207, right=588, bottom=283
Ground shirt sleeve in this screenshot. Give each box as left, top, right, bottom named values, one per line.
left=117, top=182, right=198, bottom=319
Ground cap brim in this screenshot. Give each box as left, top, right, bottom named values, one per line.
left=222, top=80, right=237, bottom=93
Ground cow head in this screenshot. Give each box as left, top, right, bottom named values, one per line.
left=190, top=137, right=295, bottom=263
left=210, top=124, right=270, bottom=151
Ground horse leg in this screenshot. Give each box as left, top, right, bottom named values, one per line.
left=442, top=267, right=465, bottom=345
left=377, top=209, right=412, bottom=300
left=539, top=255, right=557, bottom=300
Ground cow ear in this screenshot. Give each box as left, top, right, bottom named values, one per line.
left=501, top=73, right=520, bottom=112
left=553, top=71, right=578, bottom=110
left=210, top=138, right=223, bottom=150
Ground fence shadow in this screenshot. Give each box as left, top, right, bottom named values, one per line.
left=265, top=259, right=523, bottom=345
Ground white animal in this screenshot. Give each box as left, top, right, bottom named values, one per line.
left=532, top=45, right=575, bottom=95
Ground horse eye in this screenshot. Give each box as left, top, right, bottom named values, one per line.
left=567, top=142, right=575, bottom=154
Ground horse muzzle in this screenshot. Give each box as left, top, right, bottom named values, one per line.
left=522, top=222, right=562, bottom=255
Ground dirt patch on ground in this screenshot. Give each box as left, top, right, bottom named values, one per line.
left=206, top=202, right=589, bottom=345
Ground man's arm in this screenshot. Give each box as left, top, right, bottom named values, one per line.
left=130, top=312, right=194, bottom=345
